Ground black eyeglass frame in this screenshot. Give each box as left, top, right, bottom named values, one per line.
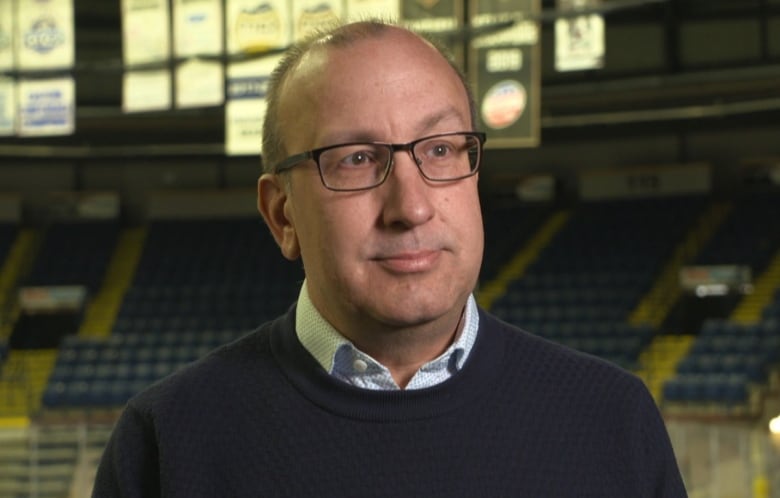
left=272, top=131, right=487, bottom=192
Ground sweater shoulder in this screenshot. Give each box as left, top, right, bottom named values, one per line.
left=481, top=311, right=648, bottom=398
left=127, top=315, right=284, bottom=416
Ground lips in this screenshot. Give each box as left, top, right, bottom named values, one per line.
left=373, top=249, right=441, bottom=273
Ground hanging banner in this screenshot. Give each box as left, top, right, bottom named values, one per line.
left=175, top=59, right=224, bottom=108
left=123, top=70, right=171, bottom=112
left=345, top=0, right=399, bottom=22
left=226, top=0, right=291, bottom=55
left=0, top=0, right=14, bottom=71
left=173, top=0, right=223, bottom=58
left=225, top=55, right=280, bottom=156
left=17, top=77, right=75, bottom=136
left=0, top=77, right=14, bottom=135
left=16, top=0, right=74, bottom=70
left=400, top=0, right=463, bottom=65
left=122, top=0, right=171, bottom=66
left=555, top=0, right=604, bottom=72
left=292, top=0, right=342, bottom=41
left=469, top=0, right=540, bottom=148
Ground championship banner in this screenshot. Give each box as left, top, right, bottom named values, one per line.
left=225, top=55, right=281, bottom=156
left=0, top=77, right=14, bottom=135
left=122, top=0, right=171, bottom=66
left=292, top=0, right=342, bottom=41
left=173, top=0, right=223, bottom=58
left=555, top=0, right=604, bottom=72
left=16, top=0, right=74, bottom=70
left=401, top=0, right=463, bottom=65
left=226, top=0, right=291, bottom=55
left=16, top=77, right=74, bottom=136
left=468, top=0, right=540, bottom=148
left=175, top=59, right=224, bottom=108
left=123, top=70, right=171, bottom=112
left=345, top=0, right=399, bottom=22
left=0, top=0, right=14, bottom=71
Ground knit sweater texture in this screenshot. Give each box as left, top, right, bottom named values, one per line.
left=93, top=306, right=687, bottom=497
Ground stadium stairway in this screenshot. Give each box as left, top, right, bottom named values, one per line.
left=0, top=350, right=57, bottom=419
left=78, top=227, right=147, bottom=338
left=0, top=229, right=42, bottom=340
left=477, top=211, right=570, bottom=310
left=637, top=334, right=695, bottom=403
left=630, top=201, right=732, bottom=329
left=731, top=248, right=780, bottom=325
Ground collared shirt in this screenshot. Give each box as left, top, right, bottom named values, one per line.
left=295, top=281, right=480, bottom=390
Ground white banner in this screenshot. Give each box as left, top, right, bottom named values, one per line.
left=346, top=0, right=398, bottom=21
left=225, top=55, right=280, bottom=156
left=175, top=59, right=224, bottom=108
left=0, top=77, right=14, bottom=135
left=226, top=0, right=291, bottom=55
left=17, top=77, right=75, bottom=136
left=16, top=0, right=74, bottom=70
left=292, top=0, right=342, bottom=41
left=173, top=0, right=223, bottom=57
left=122, top=0, right=171, bottom=66
left=0, top=0, right=14, bottom=71
left=555, top=0, right=604, bottom=72
left=123, top=70, right=171, bottom=112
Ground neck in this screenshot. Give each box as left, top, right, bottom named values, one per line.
left=345, top=305, right=466, bottom=389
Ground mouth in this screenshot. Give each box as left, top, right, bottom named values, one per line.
left=373, top=249, right=441, bottom=274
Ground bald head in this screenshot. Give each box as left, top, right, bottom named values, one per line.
left=260, top=20, right=476, bottom=174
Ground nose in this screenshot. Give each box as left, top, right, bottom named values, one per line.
left=380, top=149, right=435, bottom=229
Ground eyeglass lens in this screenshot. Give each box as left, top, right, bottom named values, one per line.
left=318, top=133, right=480, bottom=190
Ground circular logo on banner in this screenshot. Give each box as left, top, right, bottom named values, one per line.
left=24, top=18, right=65, bottom=54
left=481, top=80, right=527, bottom=130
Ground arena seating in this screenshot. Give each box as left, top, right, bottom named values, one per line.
left=490, top=196, right=706, bottom=369
left=24, top=221, right=120, bottom=292
left=41, top=217, right=303, bottom=409
left=0, top=222, right=17, bottom=265
left=663, top=193, right=780, bottom=406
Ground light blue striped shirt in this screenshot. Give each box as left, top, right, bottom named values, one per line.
left=295, top=282, right=480, bottom=390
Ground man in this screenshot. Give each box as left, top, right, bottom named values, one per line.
left=93, top=20, right=687, bottom=497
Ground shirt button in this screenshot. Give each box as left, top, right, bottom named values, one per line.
left=353, top=359, right=368, bottom=373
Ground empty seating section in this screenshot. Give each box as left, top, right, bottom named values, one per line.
left=0, top=222, right=17, bottom=265
left=695, top=193, right=780, bottom=274
left=41, top=218, right=304, bottom=409
left=118, top=218, right=302, bottom=333
left=25, top=221, right=119, bottom=292
left=491, top=196, right=706, bottom=370
left=27, top=195, right=779, bottom=410
left=43, top=332, right=236, bottom=408
left=663, top=194, right=780, bottom=406
left=480, top=203, right=551, bottom=283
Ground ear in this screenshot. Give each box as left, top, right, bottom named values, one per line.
left=258, top=174, right=301, bottom=261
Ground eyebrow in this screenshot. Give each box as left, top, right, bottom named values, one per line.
left=318, top=107, right=469, bottom=147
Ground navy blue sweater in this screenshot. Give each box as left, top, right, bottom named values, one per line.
left=93, top=307, right=687, bottom=497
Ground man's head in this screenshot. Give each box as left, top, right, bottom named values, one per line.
left=257, top=20, right=484, bottom=342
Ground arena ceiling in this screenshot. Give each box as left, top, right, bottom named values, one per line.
left=1, top=0, right=779, bottom=155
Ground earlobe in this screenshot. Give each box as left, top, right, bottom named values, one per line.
left=257, top=174, right=301, bottom=261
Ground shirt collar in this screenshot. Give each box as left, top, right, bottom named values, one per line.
left=295, top=280, right=480, bottom=390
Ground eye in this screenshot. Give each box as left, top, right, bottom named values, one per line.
left=341, top=150, right=373, bottom=167
left=421, top=140, right=456, bottom=161
left=332, top=145, right=384, bottom=169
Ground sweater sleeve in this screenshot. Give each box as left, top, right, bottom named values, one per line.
left=92, top=403, right=161, bottom=498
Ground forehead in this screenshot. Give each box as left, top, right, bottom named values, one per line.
left=278, top=29, right=471, bottom=148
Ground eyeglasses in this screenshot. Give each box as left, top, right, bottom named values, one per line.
left=273, top=131, right=486, bottom=192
